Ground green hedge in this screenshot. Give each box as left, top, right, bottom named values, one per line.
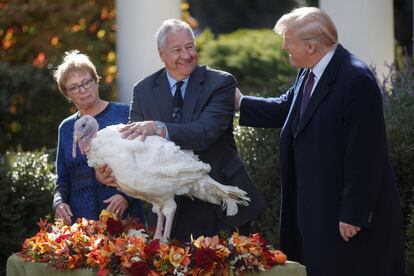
left=197, top=28, right=297, bottom=91
left=0, top=62, right=116, bottom=152
left=0, top=149, right=55, bottom=275
left=0, top=63, right=71, bottom=152
left=382, top=61, right=414, bottom=275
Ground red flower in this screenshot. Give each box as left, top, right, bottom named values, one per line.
left=263, top=249, right=277, bottom=267
left=55, top=233, right=72, bottom=243
left=106, top=218, right=124, bottom=236
left=194, top=248, right=217, bottom=271
left=127, top=261, right=150, bottom=276
left=144, top=239, right=160, bottom=258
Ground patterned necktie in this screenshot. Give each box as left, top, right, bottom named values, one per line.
left=300, top=71, right=315, bottom=118
left=172, top=81, right=184, bottom=123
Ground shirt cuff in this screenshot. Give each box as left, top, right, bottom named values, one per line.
left=155, top=120, right=169, bottom=140
left=239, top=96, right=244, bottom=110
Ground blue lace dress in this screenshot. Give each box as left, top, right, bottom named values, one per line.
left=53, top=102, right=144, bottom=223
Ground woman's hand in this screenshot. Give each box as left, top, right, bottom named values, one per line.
left=103, top=194, right=129, bottom=218
left=55, top=203, right=73, bottom=225
left=95, top=164, right=119, bottom=188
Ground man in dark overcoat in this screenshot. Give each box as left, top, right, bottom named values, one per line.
left=235, top=7, right=405, bottom=276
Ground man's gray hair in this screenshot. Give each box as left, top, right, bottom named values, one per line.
left=156, top=19, right=194, bottom=49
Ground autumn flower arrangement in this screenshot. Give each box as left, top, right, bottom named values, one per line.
left=18, top=210, right=287, bottom=276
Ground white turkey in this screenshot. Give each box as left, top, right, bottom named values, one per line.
left=72, top=115, right=250, bottom=241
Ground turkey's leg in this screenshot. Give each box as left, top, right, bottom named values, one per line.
left=162, top=200, right=177, bottom=242
left=152, top=205, right=164, bottom=240
left=163, top=210, right=176, bottom=242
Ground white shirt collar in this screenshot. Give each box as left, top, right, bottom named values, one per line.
left=311, top=47, right=336, bottom=81
left=166, top=71, right=189, bottom=92
left=306, top=47, right=336, bottom=96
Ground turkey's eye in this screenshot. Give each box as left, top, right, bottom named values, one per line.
left=82, top=123, right=86, bottom=128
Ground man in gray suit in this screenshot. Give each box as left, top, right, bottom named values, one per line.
left=120, top=19, right=264, bottom=242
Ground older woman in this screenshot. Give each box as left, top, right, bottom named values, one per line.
left=53, top=50, right=144, bottom=224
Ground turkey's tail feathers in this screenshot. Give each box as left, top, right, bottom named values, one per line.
left=197, top=176, right=250, bottom=216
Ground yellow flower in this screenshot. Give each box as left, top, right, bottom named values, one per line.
left=168, top=246, right=190, bottom=267
left=99, top=209, right=117, bottom=223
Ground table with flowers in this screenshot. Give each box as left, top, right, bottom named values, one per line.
left=6, top=210, right=307, bottom=276
left=7, top=254, right=306, bottom=276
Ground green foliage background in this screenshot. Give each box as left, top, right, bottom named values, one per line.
left=0, top=150, right=55, bottom=274
left=197, top=29, right=296, bottom=90
left=0, top=0, right=117, bottom=152
left=0, top=63, right=115, bottom=152
left=187, top=0, right=298, bottom=35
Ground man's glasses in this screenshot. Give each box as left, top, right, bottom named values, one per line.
left=66, top=78, right=94, bottom=95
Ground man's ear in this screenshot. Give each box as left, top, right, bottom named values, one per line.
left=307, top=42, right=317, bottom=55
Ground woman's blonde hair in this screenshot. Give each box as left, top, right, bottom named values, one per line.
left=53, top=50, right=99, bottom=97
left=274, top=7, right=338, bottom=52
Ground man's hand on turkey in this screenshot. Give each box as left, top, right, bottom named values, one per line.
left=119, top=121, right=157, bottom=141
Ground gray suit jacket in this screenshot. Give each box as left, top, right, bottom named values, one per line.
left=130, top=65, right=264, bottom=241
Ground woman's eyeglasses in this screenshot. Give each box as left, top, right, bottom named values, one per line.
left=66, top=78, right=94, bottom=95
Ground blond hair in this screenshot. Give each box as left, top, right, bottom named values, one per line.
left=53, top=50, right=99, bottom=97
left=274, top=7, right=338, bottom=52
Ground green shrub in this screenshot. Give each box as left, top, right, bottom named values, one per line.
left=0, top=62, right=115, bottom=152
left=382, top=59, right=414, bottom=274
left=234, top=123, right=281, bottom=246
left=0, top=63, right=71, bottom=152
left=188, top=0, right=297, bottom=35
left=0, top=149, right=55, bottom=275
left=197, top=28, right=296, bottom=91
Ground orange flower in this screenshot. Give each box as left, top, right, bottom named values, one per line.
left=168, top=245, right=191, bottom=267
left=273, top=250, right=287, bottom=265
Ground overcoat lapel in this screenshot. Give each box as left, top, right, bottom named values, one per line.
left=281, top=69, right=308, bottom=134
left=294, top=75, right=331, bottom=136
left=294, top=44, right=346, bottom=136
left=182, top=66, right=205, bottom=123
left=153, top=69, right=174, bottom=122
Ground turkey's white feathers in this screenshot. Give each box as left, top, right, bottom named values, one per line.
left=75, top=116, right=250, bottom=219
